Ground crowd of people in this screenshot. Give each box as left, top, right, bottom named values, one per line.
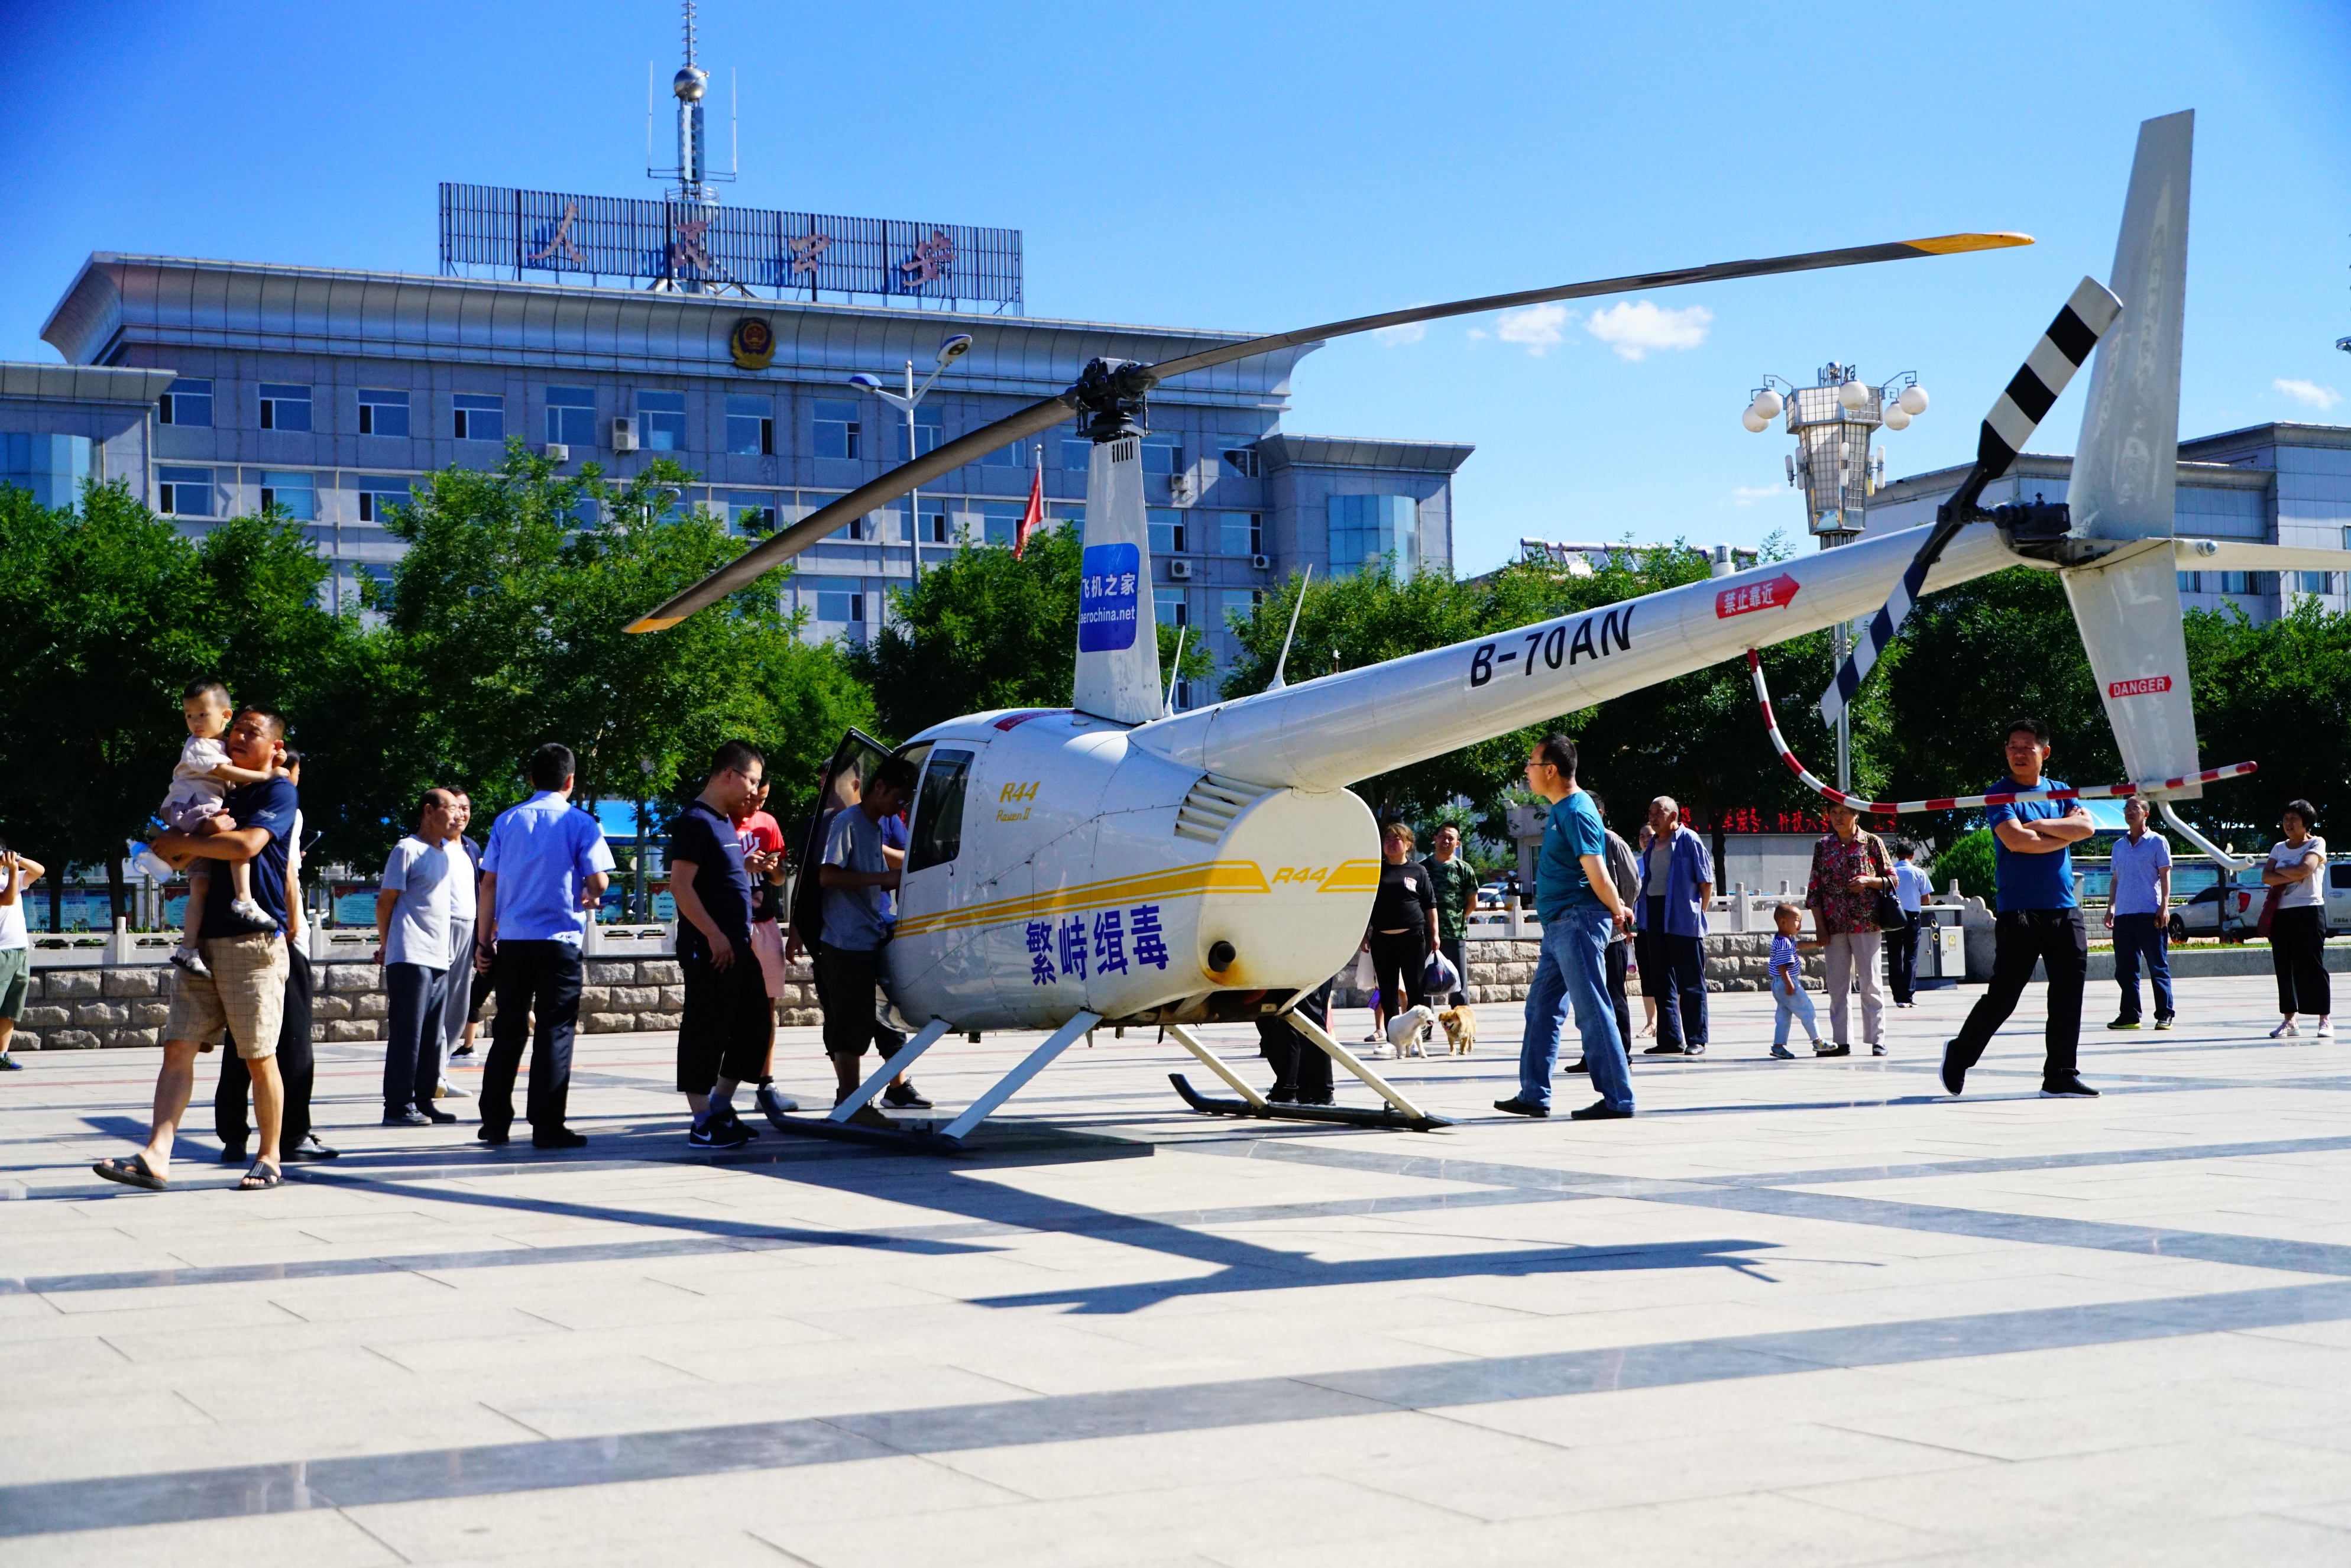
left=29, top=685, right=2334, bottom=1188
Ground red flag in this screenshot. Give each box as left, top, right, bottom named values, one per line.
left=1015, top=451, right=1044, bottom=558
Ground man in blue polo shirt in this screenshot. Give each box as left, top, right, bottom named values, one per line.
left=1943, top=717, right=2099, bottom=1099
left=1496, top=733, right=1636, bottom=1121
left=2104, top=795, right=2175, bottom=1031
left=474, top=742, right=613, bottom=1149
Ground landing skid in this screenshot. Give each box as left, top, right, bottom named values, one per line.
left=1168, top=1073, right=1452, bottom=1132
left=762, top=1012, right=1100, bottom=1154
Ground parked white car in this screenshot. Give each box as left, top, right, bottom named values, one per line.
left=2169, top=880, right=2258, bottom=942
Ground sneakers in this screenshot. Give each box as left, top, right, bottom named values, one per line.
left=754, top=1082, right=801, bottom=1117
left=1642, top=1042, right=1685, bottom=1055
left=1569, top=1100, right=1634, bottom=1121
left=530, top=1128, right=588, bottom=1150
left=1816, top=1043, right=1852, bottom=1058
left=840, top=1104, right=895, bottom=1130
left=1769, top=1044, right=1796, bottom=1060
left=169, top=945, right=212, bottom=979
left=422, top=1107, right=458, bottom=1125
left=881, top=1080, right=932, bottom=1110
left=223, top=897, right=277, bottom=935
left=282, top=1132, right=339, bottom=1162
left=1492, top=1097, right=1550, bottom=1118
left=2040, top=1075, right=2100, bottom=1098
left=0, top=1053, right=19, bottom=1071
left=1871, top=1043, right=1888, bottom=1058
left=450, top=1042, right=474, bottom=1058
left=689, top=1115, right=754, bottom=1149
left=1563, top=1058, right=1589, bottom=1074
left=2271, top=1019, right=2300, bottom=1039
left=382, top=1109, right=432, bottom=1127
left=2154, top=1014, right=2175, bottom=1031
left=2320, top=1019, right=2337, bottom=1040
left=1683, top=1042, right=1706, bottom=1058
left=1940, top=1040, right=1966, bottom=1098
left=2107, top=1016, right=2142, bottom=1031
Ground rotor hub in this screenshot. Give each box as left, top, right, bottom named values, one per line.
left=1067, top=358, right=1155, bottom=443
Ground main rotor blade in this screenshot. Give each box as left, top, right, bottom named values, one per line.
left=1144, top=232, right=2033, bottom=384
left=1815, top=276, right=2123, bottom=727
left=625, top=395, right=1074, bottom=633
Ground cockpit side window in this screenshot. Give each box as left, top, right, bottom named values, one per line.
left=907, top=750, right=974, bottom=873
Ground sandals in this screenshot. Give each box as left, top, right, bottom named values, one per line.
left=238, top=1160, right=284, bottom=1191
left=93, top=1153, right=169, bottom=1191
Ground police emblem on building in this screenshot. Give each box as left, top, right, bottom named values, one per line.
left=728, top=317, right=775, bottom=370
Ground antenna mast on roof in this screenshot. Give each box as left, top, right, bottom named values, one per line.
left=648, top=0, right=733, bottom=207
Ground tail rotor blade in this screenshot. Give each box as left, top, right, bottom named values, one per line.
left=1816, top=276, right=2122, bottom=727
left=625, top=395, right=1074, bottom=633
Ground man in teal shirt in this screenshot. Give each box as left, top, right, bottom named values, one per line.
left=1497, top=733, right=1636, bottom=1119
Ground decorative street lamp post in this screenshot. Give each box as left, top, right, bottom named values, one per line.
left=849, top=333, right=973, bottom=582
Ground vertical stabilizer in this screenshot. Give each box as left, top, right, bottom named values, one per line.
left=1073, top=437, right=1164, bottom=724
left=2070, top=109, right=2192, bottom=541
left=2062, top=111, right=2201, bottom=795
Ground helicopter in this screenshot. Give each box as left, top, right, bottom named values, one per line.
left=631, top=111, right=2349, bottom=1149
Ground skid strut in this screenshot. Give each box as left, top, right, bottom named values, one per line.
left=762, top=1013, right=1102, bottom=1152
left=1165, top=1019, right=1452, bottom=1133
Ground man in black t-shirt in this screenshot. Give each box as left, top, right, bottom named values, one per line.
left=668, top=741, right=770, bottom=1149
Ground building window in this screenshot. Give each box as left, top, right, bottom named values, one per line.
left=546, top=386, right=596, bottom=447
left=1329, top=494, right=1419, bottom=576
left=2219, top=571, right=2250, bottom=595
left=158, top=378, right=213, bottom=427
left=902, top=406, right=943, bottom=461
left=1217, top=513, right=1261, bottom=557
left=1141, top=435, right=1181, bottom=475
left=1221, top=589, right=1257, bottom=631
left=815, top=590, right=864, bottom=624
left=1220, top=444, right=1261, bottom=479
left=157, top=466, right=214, bottom=517
left=258, top=471, right=316, bottom=521
left=975, top=501, right=1024, bottom=548
left=1155, top=597, right=1188, bottom=629
left=726, top=395, right=774, bottom=456
left=2177, top=572, right=2200, bottom=594
left=258, top=384, right=312, bottom=432
left=1148, top=508, right=1186, bottom=556
left=357, top=389, right=409, bottom=438
left=1062, top=437, right=1092, bottom=472
left=356, top=480, right=412, bottom=524
left=985, top=435, right=1038, bottom=468
left=637, top=390, right=686, bottom=452
left=726, top=496, right=777, bottom=536
left=814, top=400, right=862, bottom=460
left=2298, top=571, right=2338, bottom=596
left=452, top=394, right=504, bottom=442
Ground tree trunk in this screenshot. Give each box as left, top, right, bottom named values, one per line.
left=46, top=873, right=61, bottom=934
left=633, top=797, right=649, bottom=921
left=105, top=852, right=127, bottom=929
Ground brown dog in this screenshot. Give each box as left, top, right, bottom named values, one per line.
left=1437, top=1005, right=1478, bottom=1055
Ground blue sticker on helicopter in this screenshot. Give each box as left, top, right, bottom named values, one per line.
left=1078, top=543, right=1141, bottom=652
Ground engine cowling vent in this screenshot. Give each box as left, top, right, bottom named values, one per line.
left=1174, top=773, right=1274, bottom=844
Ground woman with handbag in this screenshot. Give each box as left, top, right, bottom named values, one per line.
left=2262, top=799, right=2332, bottom=1039
left=1804, top=804, right=1897, bottom=1057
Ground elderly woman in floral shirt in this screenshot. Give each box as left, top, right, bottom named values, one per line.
left=1804, top=803, right=1897, bottom=1057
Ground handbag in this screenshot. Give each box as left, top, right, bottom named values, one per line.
left=1352, top=947, right=1378, bottom=992
left=1866, top=834, right=1907, bottom=931
left=2256, top=885, right=2280, bottom=939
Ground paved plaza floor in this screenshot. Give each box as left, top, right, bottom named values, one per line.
left=7, top=973, right=2351, bottom=1565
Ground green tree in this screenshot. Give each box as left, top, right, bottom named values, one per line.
left=2181, top=597, right=2351, bottom=839
left=1937, top=827, right=1997, bottom=902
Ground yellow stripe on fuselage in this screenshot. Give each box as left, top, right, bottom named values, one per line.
left=893, top=860, right=1275, bottom=939
left=1318, top=859, right=1381, bottom=893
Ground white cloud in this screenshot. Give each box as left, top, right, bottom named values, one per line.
left=1465, top=327, right=1489, bottom=343
left=2274, top=377, right=2343, bottom=411
left=1495, top=302, right=1573, bottom=357
left=1729, top=484, right=1779, bottom=507
left=1371, top=310, right=1429, bottom=346
left=1585, top=300, right=1713, bottom=361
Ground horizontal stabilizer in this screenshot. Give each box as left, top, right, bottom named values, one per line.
left=2175, top=540, right=2351, bottom=575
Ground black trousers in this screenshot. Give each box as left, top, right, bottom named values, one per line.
left=677, top=947, right=771, bottom=1094
left=1951, top=908, right=2086, bottom=1081
left=1605, top=937, right=1634, bottom=1052
left=216, top=946, right=315, bottom=1150
left=1888, top=912, right=1921, bottom=1004
left=1636, top=917, right=1709, bottom=1048
left=2271, top=905, right=2332, bottom=1017
left=479, top=939, right=581, bottom=1134
left=1258, top=981, right=1334, bottom=1103
left=1369, top=929, right=1428, bottom=1019
left=1439, top=936, right=1469, bottom=1007
left=381, top=961, right=448, bottom=1116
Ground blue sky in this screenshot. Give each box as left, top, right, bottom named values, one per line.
left=2, top=2, right=2344, bottom=574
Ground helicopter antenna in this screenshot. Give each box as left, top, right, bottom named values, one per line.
left=1163, top=624, right=1187, bottom=717
left=1266, top=565, right=1312, bottom=691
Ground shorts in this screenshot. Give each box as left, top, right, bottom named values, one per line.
left=815, top=944, right=886, bottom=1058
left=164, top=932, right=288, bottom=1059
left=751, top=919, right=788, bottom=999
left=0, top=947, right=28, bottom=1022
left=676, top=948, right=771, bottom=1094
left=163, top=795, right=229, bottom=831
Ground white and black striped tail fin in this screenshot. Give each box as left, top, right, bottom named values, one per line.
left=1816, top=276, right=2122, bottom=728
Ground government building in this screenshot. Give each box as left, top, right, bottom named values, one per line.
left=7, top=225, right=1471, bottom=708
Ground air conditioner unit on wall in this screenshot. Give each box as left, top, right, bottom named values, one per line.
left=1250, top=553, right=1271, bottom=571
left=1167, top=559, right=1194, bottom=580
left=543, top=443, right=569, bottom=462
left=1168, top=472, right=1191, bottom=501
left=610, top=417, right=637, bottom=453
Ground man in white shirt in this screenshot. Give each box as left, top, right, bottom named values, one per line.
left=377, top=789, right=461, bottom=1127
left=1890, top=843, right=1935, bottom=1008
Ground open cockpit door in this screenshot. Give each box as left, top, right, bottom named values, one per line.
left=787, top=728, right=896, bottom=948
